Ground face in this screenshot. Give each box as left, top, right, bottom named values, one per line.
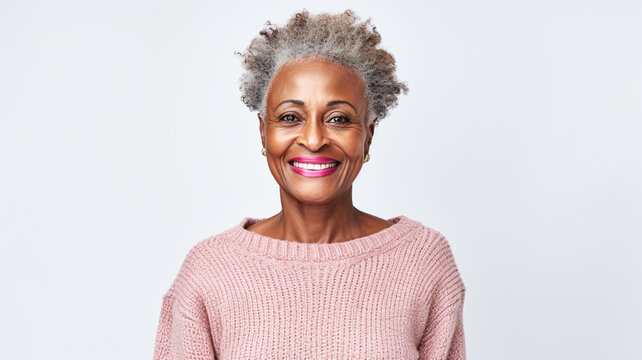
left=259, top=57, right=375, bottom=205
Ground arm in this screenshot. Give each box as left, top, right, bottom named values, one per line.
left=417, top=231, right=467, bottom=360
left=417, top=290, right=466, bottom=360
left=153, top=250, right=216, bottom=360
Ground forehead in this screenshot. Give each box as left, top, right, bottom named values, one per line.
left=266, top=58, right=366, bottom=107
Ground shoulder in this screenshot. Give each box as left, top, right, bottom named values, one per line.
left=185, top=217, right=250, bottom=260
left=402, top=216, right=453, bottom=255
left=164, top=223, right=238, bottom=298
left=403, top=216, right=466, bottom=293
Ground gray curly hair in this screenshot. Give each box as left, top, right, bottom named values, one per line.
left=236, top=9, right=409, bottom=127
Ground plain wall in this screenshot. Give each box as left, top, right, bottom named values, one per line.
left=1, top=0, right=640, bottom=359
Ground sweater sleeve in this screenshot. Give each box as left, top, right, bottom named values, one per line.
left=417, top=290, right=466, bottom=360
left=153, top=249, right=215, bottom=360
left=417, top=232, right=467, bottom=360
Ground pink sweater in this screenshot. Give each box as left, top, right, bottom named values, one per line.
left=153, top=215, right=466, bottom=359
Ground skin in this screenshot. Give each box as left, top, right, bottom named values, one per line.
left=245, top=56, right=393, bottom=244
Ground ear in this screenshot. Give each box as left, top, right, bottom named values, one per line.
left=258, top=113, right=265, bottom=147
left=364, top=121, right=375, bottom=154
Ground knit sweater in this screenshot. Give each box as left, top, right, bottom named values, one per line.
left=153, top=215, right=466, bottom=360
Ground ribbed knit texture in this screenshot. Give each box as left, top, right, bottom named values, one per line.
left=153, top=215, right=466, bottom=360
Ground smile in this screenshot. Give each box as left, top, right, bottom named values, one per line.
left=289, top=161, right=339, bottom=170
left=287, top=156, right=340, bottom=177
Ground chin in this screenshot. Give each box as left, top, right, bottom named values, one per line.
left=288, top=187, right=339, bottom=205
left=294, top=192, right=335, bottom=205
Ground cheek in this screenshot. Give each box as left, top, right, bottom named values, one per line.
left=343, top=135, right=367, bottom=159
left=266, top=128, right=296, bottom=155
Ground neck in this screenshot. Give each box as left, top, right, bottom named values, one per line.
left=274, top=186, right=363, bottom=244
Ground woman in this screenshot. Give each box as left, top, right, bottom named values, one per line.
left=153, top=9, right=466, bottom=360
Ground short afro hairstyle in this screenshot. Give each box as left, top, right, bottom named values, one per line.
left=236, top=9, right=409, bottom=127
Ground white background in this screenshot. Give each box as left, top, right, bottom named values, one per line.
left=1, top=0, right=640, bottom=359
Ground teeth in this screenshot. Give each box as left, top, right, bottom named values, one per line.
left=292, top=161, right=339, bottom=170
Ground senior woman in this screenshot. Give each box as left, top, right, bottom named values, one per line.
left=153, top=9, right=466, bottom=360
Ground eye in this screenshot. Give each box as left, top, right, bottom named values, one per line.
left=328, top=116, right=350, bottom=124
left=280, top=114, right=298, bottom=122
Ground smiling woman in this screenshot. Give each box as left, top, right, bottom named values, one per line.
left=153, top=9, right=467, bottom=360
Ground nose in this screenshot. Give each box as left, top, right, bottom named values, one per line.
left=296, top=116, right=329, bottom=152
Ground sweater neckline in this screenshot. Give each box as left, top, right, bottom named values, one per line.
left=224, top=215, right=418, bottom=261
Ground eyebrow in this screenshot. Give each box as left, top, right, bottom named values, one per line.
left=327, top=100, right=357, bottom=113
left=276, top=99, right=304, bottom=108
left=275, top=99, right=358, bottom=113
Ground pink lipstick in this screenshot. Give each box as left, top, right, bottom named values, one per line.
left=288, top=156, right=340, bottom=178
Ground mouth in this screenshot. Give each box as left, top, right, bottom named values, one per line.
left=288, top=160, right=340, bottom=170
left=287, top=156, right=341, bottom=177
